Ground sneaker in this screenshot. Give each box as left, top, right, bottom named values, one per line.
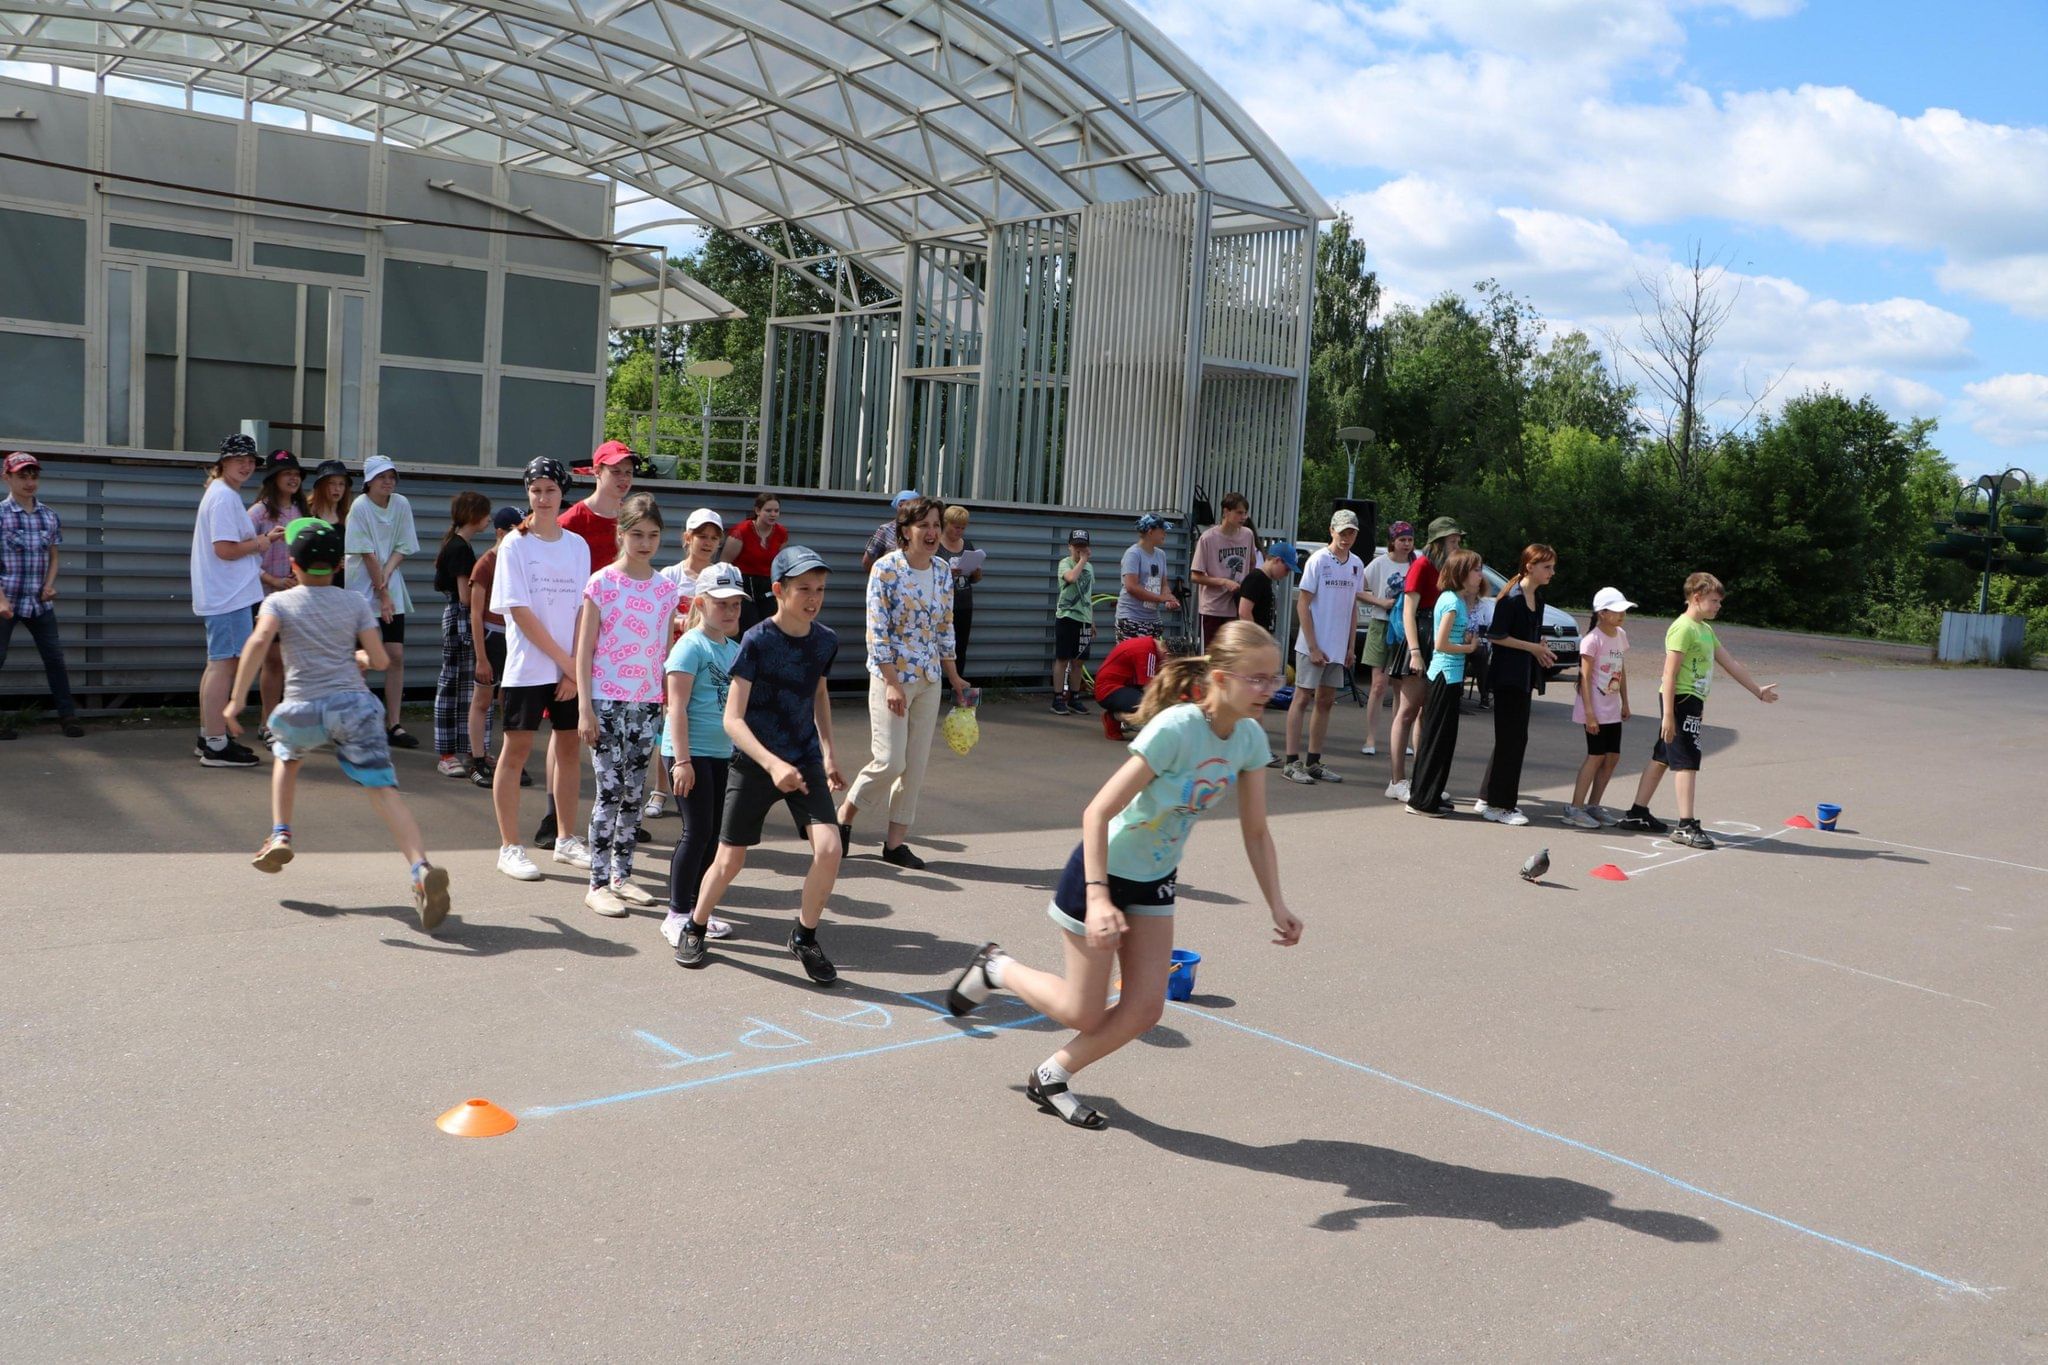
left=413, top=863, right=451, bottom=932
left=1671, top=823, right=1717, bottom=850
left=61, top=719, right=84, bottom=739
left=661, top=910, right=690, bottom=947
left=1587, top=804, right=1622, bottom=826
left=674, top=919, right=708, bottom=967
left=1266, top=755, right=1282, bottom=769
left=1282, top=761, right=1315, bottom=785
left=634, top=825, right=653, bottom=845
left=469, top=762, right=496, bottom=790
left=518, top=768, right=533, bottom=788
left=1617, top=809, right=1670, bottom=835
left=1561, top=805, right=1601, bottom=830
left=1384, top=779, right=1410, bottom=801
left=1405, top=800, right=1447, bottom=817
left=1492, top=808, right=1531, bottom=827
left=1067, top=694, right=1091, bottom=716
left=881, top=842, right=927, bottom=871
left=642, top=793, right=666, bottom=820
left=705, top=917, right=734, bottom=940
left=497, top=844, right=542, bottom=881
left=584, top=886, right=630, bottom=917
left=1305, top=762, right=1343, bottom=783
left=1359, top=742, right=1378, bottom=756
left=196, top=735, right=260, bottom=768
left=252, top=832, right=294, bottom=873
left=786, top=929, right=838, bottom=985
left=533, top=811, right=558, bottom=850
left=437, top=756, right=470, bottom=778
left=1406, top=746, right=1415, bottom=757
left=1050, top=694, right=1070, bottom=715
left=386, top=725, right=420, bottom=750
left=1473, top=800, right=1497, bottom=819
left=611, top=880, right=659, bottom=908
left=552, top=835, right=592, bottom=869
left=837, top=820, right=854, bottom=852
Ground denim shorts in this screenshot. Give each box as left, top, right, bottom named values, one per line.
left=1045, top=843, right=1176, bottom=935
left=203, top=606, right=256, bottom=661
left=267, top=690, right=397, bottom=787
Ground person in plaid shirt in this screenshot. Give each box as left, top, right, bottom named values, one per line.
left=0, top=453, right=82, bottom=740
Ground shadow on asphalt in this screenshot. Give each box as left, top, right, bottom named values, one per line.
left=277, top=901, right=640, bottom=958
left=1099, top=1103, right=1721, bottom=1242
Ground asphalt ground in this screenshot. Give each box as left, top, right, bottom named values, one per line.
left=3, top=622, right=2044, bottom=1361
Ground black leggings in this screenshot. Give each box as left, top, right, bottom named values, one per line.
left=1407, top=675, right=1463, bottom=812
left=1480, top=686, right=1532, bottom=810
left=952, top=591, right=973, bottom=674
left=667, top=754, right=731, bottom=915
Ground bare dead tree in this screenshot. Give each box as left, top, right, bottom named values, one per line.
left=1610, top=243, right=1784, bottom=491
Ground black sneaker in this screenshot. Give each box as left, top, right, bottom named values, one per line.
left=468, top=761, right=495, bottom=790
left=880, top=842, right=926, bottom=871
left=533, top=811, right=557, bottom=850
left=1067, top=694, right=1090, bottom=716
left=1050, top=694, right=1070, bottom=715
left=61, top=720, right=84, bottom=738
left=519, top=768, right=534, bottom=788
left=1671, top=823, right=1716, bottom=850
left=197, top=736, right=260, bottom=768
left=786, top=929, right=838, bottom=985
left=1616, top=808, right=1670, bottom=835
left=674, top=920, right=708, bottom=968
left=635, top=825, right=653, bottom=845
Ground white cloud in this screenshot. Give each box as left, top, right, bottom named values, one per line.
left=1935, top=255, right=2048, bottom=321
left=1958, top=375, right=2048, bottom=448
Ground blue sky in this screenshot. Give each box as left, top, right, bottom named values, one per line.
left=1139, top=0, right=2048, bottom=478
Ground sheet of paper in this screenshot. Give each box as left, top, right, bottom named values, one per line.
left=950, top=548, right=986, bottom=575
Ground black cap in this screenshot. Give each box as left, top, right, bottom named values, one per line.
left=286, top=518, right=345, bottom=574
left=217, top=433, right=258, bottom=460
left=491, top=505, right=523, bottom=532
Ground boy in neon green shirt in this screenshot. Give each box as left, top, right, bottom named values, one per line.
left=1616, top=572, right=1779, bottom=848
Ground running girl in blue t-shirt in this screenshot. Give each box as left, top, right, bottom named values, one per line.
left=662, top=562, right=748, bottom=953
left=946, top=619, right=1304, bottom=1130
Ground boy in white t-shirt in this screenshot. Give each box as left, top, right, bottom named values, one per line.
left=489, top=458, right=593, bottom=882
left=1282, top=509, right=1367, bottom=784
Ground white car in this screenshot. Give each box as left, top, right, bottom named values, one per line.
left=1290, top=542, right=1582, bottom=680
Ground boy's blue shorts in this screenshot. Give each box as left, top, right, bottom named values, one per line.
left=267, top=691, right=398, bottom=787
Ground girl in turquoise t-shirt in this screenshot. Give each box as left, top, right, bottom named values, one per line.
left=946, top=620, right=1305, bottom=1130
left=662, top=563, right=749, bottom=950
left=1406, top=549, right=1485, bottom=817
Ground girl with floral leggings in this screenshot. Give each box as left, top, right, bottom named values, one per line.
left=574, top=494, right=679, bottom=918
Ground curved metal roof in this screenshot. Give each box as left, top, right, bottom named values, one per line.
left=0, top=0, right=1331, bottom=280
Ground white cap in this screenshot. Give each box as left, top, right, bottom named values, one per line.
left=695, top=562, right=748, bottom=599
left=1592, top=587, right=1637, bottom=613
left=686, top=507, right=723, bottom=533
left=361, top=454, right=397, bottom=484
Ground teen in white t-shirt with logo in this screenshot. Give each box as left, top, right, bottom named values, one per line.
left=1281, top=508, right=1367, bottom=785
left=489, top=458, right=592, bottom=881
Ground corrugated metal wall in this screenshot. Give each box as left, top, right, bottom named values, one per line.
left=0, top=453, right=1194, bottom=709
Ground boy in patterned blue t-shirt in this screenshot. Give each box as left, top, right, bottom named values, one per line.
left=676, top=545, right=848, bottom=982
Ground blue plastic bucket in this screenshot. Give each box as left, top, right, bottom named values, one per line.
left=1166, top=949, right=1202, bottom=1001
left=1816, top=802, right=1841, bottom=831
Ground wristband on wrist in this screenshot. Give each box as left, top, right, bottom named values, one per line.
left=1084, top=879, right=1109, bottom=887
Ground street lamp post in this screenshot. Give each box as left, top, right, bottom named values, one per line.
left=1336, top=425, right=1376, bottom=499
left=684, top=358, right=734, bottom=482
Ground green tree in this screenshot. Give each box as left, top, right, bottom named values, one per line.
left=1298, top=214, right=1384, bottom=535
left=1528, top=331, right=1640, bottom=445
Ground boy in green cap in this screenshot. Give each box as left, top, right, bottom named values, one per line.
left=224, top=517, right=451, bottom=930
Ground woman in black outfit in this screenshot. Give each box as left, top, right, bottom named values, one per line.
left=1476, top=544, right=1559, bottom=826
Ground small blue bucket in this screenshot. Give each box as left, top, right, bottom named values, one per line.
left=1166, top=949, right=1202, bottom=1001
left=1816, top=802, right=1841, bottom=831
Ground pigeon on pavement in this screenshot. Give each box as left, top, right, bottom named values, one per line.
left=1520, top=847, right=1550, bottom=883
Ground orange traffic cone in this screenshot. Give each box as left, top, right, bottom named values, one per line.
left=1589, top=864, right=1629, bottom=881
left=436, top=1098, right=517, bottom=1137
left=1784, top=815, right=1816, bottom=829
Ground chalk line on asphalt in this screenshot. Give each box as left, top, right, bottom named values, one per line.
left=1770, top=949, right=1993, bottom=1009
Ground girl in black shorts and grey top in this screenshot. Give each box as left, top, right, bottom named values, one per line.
left=946, top=620, right=1304, bottom=1130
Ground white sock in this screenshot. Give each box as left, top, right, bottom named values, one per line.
left=983, top=952, right=1009, bottom=988
left=205, top=734, right=227, bottom=751
left=1035, top=1059, right=1083, bottom=1121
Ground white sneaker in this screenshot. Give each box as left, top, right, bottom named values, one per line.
left=1588, top=804, right=1622, bottom=826
left=552, top=835, right=592, bottom=869
left=437, top=756, right=470, bottom=778
left=1359, top=742, right=1378, bottom=756
left=611, top=880, right=659, bottom=908
left=642, top=793, right=666, bottom=819
left=704, top=917, right=734, bottom=939
left=584, top=886, right=630, bottom=918
left=1385, top=779, right=1410, bottom=801
left=1406, top=746, right=1415, bottom=756
left=1473, top=800, right=1496, bottom=818
left=1562, top=805, right=1601, bottom=830
left=497, top=844, right=542, bottom=881
left=1499, top=808, right=1531, bottom=827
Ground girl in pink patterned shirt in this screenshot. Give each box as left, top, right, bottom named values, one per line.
left=574, top=494, right=681, bottom=917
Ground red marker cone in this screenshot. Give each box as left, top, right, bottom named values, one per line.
left=1589, top=864, right=1629, bottom=881
left=436, top=1098, right=517, bottom=1137
left=1784, top=815, right=1815, bottom=829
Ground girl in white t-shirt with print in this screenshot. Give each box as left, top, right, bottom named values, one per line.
left=944, top=620, right=1303, bottom=1131
left=575, top=494, right=681, bottom=918
left=1565, top=587, right=1635, bottom=829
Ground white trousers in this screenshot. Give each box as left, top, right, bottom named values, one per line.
left=844, top=673, right=942, bottom=829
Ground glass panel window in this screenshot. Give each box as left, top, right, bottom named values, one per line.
left=380, top=260, right=486, bottom=362
left=0, top=207, right=88, bottom=325
left=106, top=267, right=134, bottom=446
left=108, top=222, right=235, bottom=263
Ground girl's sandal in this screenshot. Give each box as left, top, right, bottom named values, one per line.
left=1025, top=1069, right=1108, bottom=1130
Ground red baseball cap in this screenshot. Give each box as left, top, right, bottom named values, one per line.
left=4, top=452, right=40, bottom=475
left=575, top=440, right=635, bottom=473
